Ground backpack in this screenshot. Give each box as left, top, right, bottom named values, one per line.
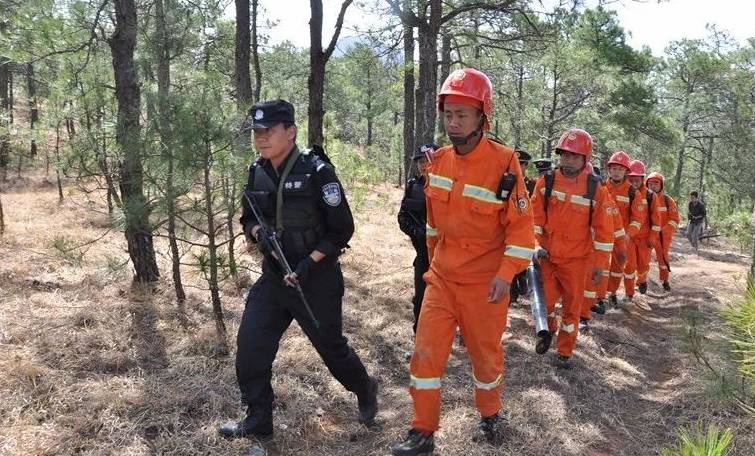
left=628, top=187, right=667, bottom=221
left=543, top=171, right=601, bottom=228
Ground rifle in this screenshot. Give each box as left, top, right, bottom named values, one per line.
left=242, top=191, right=320, bottom=330
left=526, top=262, right=551, bottom=354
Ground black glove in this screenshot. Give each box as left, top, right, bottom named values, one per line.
left=292, top=256, right=316, bottom=286
left=254, top=228, right=274, bottom=258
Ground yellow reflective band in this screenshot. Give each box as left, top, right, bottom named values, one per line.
left=602, top=270, right=610, bottom=277
left=584, top=290, right=597, bottom=298
left=462, top=184, right=503, bottom=205
left=630, top=221, right=641, bottom=229
left=614, top=229, right=626, bottom=238
left=669, top=221, right=678, bottom=228
left=652, top=226, right=661, bottom=232
left=594, top=241, right=614, bottom=252
left=571, top=195, right=592, bottom=206
left=429, top=173, right=453, bottom=191
left=534, top=225, right=544, bottom=235
left=552, top=190, right=566, bottom=201
left=426, top=224, right=438, bottom=237
left=410, top=375, right=441, bottom=390
left=561, top=323, right=575, bottom=333
left=625, top=273, right=636, bottom=279
left=473, top=373, right=502, bottom=391
left=616, top=195, right=630, bottom=203
left=505, top=245, right=536, bottom=260
left=658, top=207, right=668, bottom=212
left=610, top=272, right=624, bottom=278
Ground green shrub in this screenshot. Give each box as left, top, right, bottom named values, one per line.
left=713, top=209, right=752, bottom=253
left=660, top=422, right=733, bottom=456
left=721, top=287, right=755, bottom=400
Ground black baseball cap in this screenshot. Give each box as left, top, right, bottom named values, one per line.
left=248, top=99, right=295, bottom=129
left=413, top=144, right=439, bottom=160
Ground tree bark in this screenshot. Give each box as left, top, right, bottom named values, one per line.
left=402, top=2, right=415, bottom=184
left=156, top=0, right=186, bottom=307
left=251, top=0, right=262, bottom=102
left=413, top=0, right=441, bottom=147
left=437, top=30, right=451, bottom=135
left=109, top=0, right=160, bottom=283
left=26, top=63, right=38, bottom=157
left=0, top=56, right=9, bottom=180
left=235, top=0, right=253, bottom=109
left=54, top=121, right=64, bottom=202
left=308, top=0, right=353, bottom=147
left=0, top=192, right=4, bottom=235
left=673, top=89, right=692, bottom=195
left=203, top=137, right=229, bottom=354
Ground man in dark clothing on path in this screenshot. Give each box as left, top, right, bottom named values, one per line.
left=219, top=99, right=378, bottom=441
left=687, top=191, right=707, bottom=253
left=398, top=144, right=435, bottom=333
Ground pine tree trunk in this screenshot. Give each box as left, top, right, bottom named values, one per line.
left=235, top=0, right=253, bottom=109
left=203, top=138, right=229, bottom=355
left=251, top=0, right=262, bottom=102
left=54, top=121, right=63, bottom=202
left=413, top=0, right=441, bottom=147
left=110, top=0, right=160, bottom=283
left=673, top=90, right=692, bottom=195
left=26, top=63, right=38, bottom=157
left=437, top=30, right=451, bottom=135
left=402, top=4, right=415, bottom=185
left=0, top=56, right=9, bottom=181
left=156, top=0, right=186, bottom=307
left=0, top=192, right=5, bottom=235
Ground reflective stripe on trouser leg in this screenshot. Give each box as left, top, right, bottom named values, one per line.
left=540, top=259, right=562, bottom=333
left=456, top=281, right=508, bottom=418
left=657, top=238, right=672, bottom=282
left=554, top=258, right=589, bottom=357
left=410, top=271, right=458, bottom=433
left=581, top=275, right=598, bottom=319
left=607, top=251, right=626, bottom=294
left=635, top=238, right=652, bottom=284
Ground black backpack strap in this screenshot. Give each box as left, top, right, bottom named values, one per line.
left=543, top=171, right=555, bottom=217
left=586, top=173, right=599, bottom=228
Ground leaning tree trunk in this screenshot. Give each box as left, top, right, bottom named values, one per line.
left=110, top=0, right=160, bottom=283
left=156, top=0, right=186, bottom=307
left=402, top=4, right=415, bottom=185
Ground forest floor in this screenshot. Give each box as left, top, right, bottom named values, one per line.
left=1, top=171, right=753, bottom=456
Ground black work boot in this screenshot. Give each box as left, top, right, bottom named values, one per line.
left=579, top=318, right=590, bottom=333
left=608, top=294, right=618, bottom=308
left=535, top=331, right=553, bottom=355
left=218, top=406, right=273, bottom=440
left=357, top=376, right=379, bottom=425
left=472, top=413, right=502, bottom=444
left=591, top=299, right=606, bottom=315
left=391, top=429, right=434, bottom=456
left=663, top=281, right=671, bottom=292
left=552, top=353, right=573, bottom=369
left=638, top=282, right=648, bottom=294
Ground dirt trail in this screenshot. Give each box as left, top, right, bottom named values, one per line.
left=0, top=179, right=753, bottom=455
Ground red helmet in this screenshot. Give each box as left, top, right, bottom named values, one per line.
left=438, top=68, right=493, bottom=131
left=554, top=128, right=592, bottom=158
left=646, top=171, right=664, bottom=189
left=628, top=159, right=646, bottom=177
left=607, top=150, right=631, bottom=170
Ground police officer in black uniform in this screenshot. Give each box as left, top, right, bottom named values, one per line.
left=509, top=148, right=533, bottom=304
left=219, top=99, right=378, bottom=440
left=397, top=144, right=435, bottom=333
left=532, top=158, right=553, bottom=180
left=516, top=148, right=535, bottom=196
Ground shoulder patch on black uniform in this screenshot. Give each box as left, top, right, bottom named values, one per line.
left=322, top=183, right=341, bottom=206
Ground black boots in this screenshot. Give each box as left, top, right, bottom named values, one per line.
left=591, top=299, right=606, bottom=315
left=357, top=376, right=379, bottom=425
left=391, top=429, right=435, bottom=456
left=218, top=406, right=273, bottom=440
left=579, top=318, right=590, bottom=333
left=553, top=353, right=573, bottom=369
left=638, top=282, right=647, bottom=294
left=608, top=294, right=618, bottom=308
left=472, top=413, right=502, bottom=444
left=663, top=281, right=671, bottom=291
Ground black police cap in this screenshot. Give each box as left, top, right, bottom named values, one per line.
left=249, top=99, right=295, bottom=129
left=413, top=143, right=439, bottom=160
left=516, top=148, right=532, bottom=163
left=532, top=158, right=553, bottom=169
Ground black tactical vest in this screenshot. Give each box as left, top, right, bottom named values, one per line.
left=404, top=176, right=427, bottom=223
left=249, top=151, right=326, bottom=263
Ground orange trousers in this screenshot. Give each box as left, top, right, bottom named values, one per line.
left=653, top=232, right=673, bottom=282
left=581, top=270, right=610, bottom=320
left=540, top=257, right=588, bottom=357
left=608, top=243, right=636, bottom=297
left=633, top=237, right=653, bottom=285
left=409, top=270, right=508, bottom=433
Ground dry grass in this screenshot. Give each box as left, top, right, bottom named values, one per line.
left=1, top=172, right=754, bottom=455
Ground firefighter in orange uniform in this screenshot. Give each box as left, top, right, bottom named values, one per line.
left=605, top=151, right=646, bottom=306
left=391, top=68, right=535, bottom=456
left=646, top=172, right=680, bottom=291
left=627, top=159, right=661, bottom=297
left=581, top=166, right=626, bottom=326
left=530, top=129, right=614, bottom=369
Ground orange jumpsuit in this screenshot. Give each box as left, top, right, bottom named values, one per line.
left=606, top=180, right=646, bottom=297
left=633, top=186, right=662, bottom=287
left=531, top=169, right=613, bottom=358
left=652, top=193, right=680, bottom=282
left=581, top=193, right=625, bottom=319
left=409, top=138, right=535, bottom=434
